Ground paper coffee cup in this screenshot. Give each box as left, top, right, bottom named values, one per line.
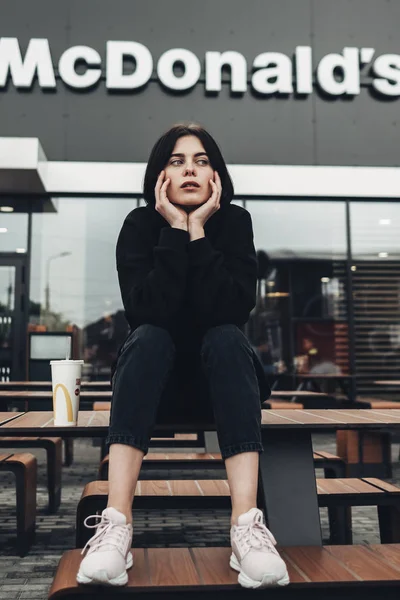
left=50, top=360, right=84, bottom=426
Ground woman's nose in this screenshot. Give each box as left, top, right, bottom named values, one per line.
left=184, top=164, right=196, bottom=176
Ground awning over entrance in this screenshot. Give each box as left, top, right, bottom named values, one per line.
left=0, top=137, right=47, bottom=194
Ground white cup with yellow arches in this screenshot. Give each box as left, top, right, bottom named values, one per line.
left=50, top=360, right=84, bottom=426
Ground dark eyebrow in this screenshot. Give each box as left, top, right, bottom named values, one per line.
left=169, top=152, right=209, bottom=158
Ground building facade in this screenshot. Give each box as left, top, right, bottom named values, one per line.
left=1, top=0, right=400, bottom=396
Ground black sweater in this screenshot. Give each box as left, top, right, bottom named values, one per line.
left=116, top=203, right=258, bottom=351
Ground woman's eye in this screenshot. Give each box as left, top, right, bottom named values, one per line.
left=198, top=160, right=209, bottom=165
left=170, top=159, right=182, bottom=166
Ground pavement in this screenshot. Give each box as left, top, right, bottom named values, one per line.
left=0, top=432, right=398, bottom=599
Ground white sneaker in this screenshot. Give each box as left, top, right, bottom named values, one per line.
left=77, top=507, right=133, bottom=586
left=230, top=508, right=290, bottom=589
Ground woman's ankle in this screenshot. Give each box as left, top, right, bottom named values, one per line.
left=107, top=504, right=133, bottom=524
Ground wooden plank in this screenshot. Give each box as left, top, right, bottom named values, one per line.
left=316, top=478, right=383, bottom=495
left=0, top=390, right=112, bottom=398
left=168, top=480, right=202, bottom=496
left=367, top=544, right=400, bottom=573
left=1, top=412, right=53, bottom=429
left=0, top=380, right=110, bottom=387
left=137, top=481, right=171, bottom=496
left=270, top=391, right=328, bottom=397
left=93, top=401, right=111, bottom=411
left=0, top=453, right=14, bottom=463
left=282, top=546, right=359, bottom=582
left=147, top=548, right=201, bottom=586
left=190, top=548, right=238, bottom=585
left=196, top=480, right=230, bottom=496
left=363, top=478, right=400, bottom=494
left=143, top=453, right=222, bottom=461
left=0, top=412, right=24, bottom=426
left=325, top=545, right=400, bottom=580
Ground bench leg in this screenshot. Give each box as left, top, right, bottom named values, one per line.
left=9, top=458, right=37, bottom=557
left=44, top=440, right=62, bottom=513
left=327, top=506, right=352, bottom=544
left=64, top=438, right=74, bottom=467
left=378, top=505, right=400, bottom=543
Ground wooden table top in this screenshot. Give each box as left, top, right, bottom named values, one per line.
left=296, top=374, right=354, bottom=379
left=2, top=409, right=400, bottom=436
left=374, top=381, right=400, bottom=386
left=270, top=391, right=328, bottom=397
left=0, top=389, right=327, bottom=400
left=0, top=390, right=112, bottom=399
left=0, top=381, right=110, bottom=387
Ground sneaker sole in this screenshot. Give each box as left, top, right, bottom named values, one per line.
left=230, top=552, right=290, bottom=589
left=77, top=552, right=133, bottom=586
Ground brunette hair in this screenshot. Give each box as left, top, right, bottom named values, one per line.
left=143, top=123, right=234, bottom=209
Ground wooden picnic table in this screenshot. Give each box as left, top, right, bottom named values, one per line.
left=0, top=380, right=110, bottom=388
left=2, top=408, right=400, bottom=547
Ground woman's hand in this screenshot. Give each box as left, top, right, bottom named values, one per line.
left=155, top=170, right=189, bottom=229
left=188, top=171, right=222, bottom=228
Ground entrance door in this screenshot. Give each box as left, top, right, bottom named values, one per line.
left=0, top=256, right=27, bottom=381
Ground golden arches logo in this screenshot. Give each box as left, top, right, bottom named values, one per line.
left=53, top=383, right=74, bottom=422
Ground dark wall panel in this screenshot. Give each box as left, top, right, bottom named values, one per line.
left=0, top=0, right=399, bottom=165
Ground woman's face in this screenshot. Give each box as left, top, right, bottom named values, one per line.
left=164, top=135, right=214, bottom=209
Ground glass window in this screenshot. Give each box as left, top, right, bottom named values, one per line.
left=350, top=202, right=400, bottom=396
left=246, top=200, right=349, bottom=390
left=0, top=212, right=28, bottom=253
left=29, top=198, right=136, bottom=380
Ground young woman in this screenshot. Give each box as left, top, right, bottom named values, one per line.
left=77, top=124, right=289, bottom=590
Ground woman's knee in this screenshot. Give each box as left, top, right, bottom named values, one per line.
left=201, top=324, right=247, bottom=356
left=120, top=324, right=176, bottom=359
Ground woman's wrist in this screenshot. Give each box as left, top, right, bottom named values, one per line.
left=171, top=221, right=188, bottom=231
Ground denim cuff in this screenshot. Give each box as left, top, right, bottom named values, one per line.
left=220, top=441, right=264, bottom=461
left=105, top=433, right=149, bottom=456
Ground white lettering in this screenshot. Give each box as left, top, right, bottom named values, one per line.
left=372, top=54, right=400, bottom=96
left=157, top=48, right=200, bottom=91
left=0, top=37, right=55, bottom=88
left=205, top=51, right=247, bottom=92
left=1, top=38, right=399, bottom=99
left=295, top=46, right=313, bottom=94
left=59, top=45, right=101, bottom=89
left=252, top=52, right=293, bottom=94
left=317, top=47, right=360, bottom=95
left=106, top=41, right=153, bottom=89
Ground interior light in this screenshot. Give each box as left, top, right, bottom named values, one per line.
left=321, top=277, right=330, bottom=283
left=0, top=228, right=8, bottom=233
left=378, top=252, right=389, bottom=258
left=0, top=206, right=14, bottom=213
left=351, top=266, right=357, bottom=271
left=16, top=248, right=26, bottom=253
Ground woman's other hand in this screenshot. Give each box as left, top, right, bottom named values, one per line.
left=155, top=170, right=189, bottom=230
left=188, top=171, right=222, bottom=228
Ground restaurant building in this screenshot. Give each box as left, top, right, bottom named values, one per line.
left=1, top=0, right=400, bottom=398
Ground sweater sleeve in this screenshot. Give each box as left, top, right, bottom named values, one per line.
left=187, top=209, right=258, bottom=326
left=117, top=212, right=190, bottom=326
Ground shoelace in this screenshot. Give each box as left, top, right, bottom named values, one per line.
left=80, top=514, right=130, bottom=556
left=235, top=513, right=277, bottom=555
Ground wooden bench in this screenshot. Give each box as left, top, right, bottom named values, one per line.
left=0, top=452, right=37, bottom=556
left=49, top=545, right=400, bottom=599
left=76, top=474, right=398, bottom=547
left=335, top=399, right=400, bottom=479
left=0, top=436, right=62, bottom=513
left=98, top=450, right=345, bottom=480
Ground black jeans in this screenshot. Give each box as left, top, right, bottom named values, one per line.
left=106, top=324, right=263, bottom=460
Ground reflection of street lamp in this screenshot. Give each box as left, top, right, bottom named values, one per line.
left=45, top=252, right=71, bottom=311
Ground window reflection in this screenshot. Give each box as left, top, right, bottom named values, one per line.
left=29, top=199, right=136, bottom=380
left=246, top=201, right=348, bottom=385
